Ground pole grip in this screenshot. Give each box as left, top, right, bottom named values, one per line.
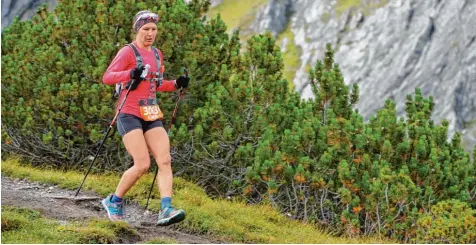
left=141, top=64, right=150, bottom=78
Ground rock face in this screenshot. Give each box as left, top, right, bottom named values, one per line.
left=251, top=0, right=476, bottom=152
left=248, top=0, right=296, bottom=37
left=1, top=0, right=57, bottom=29
left=2, top=0, right=475, bottom=152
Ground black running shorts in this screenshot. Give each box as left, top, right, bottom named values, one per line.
left=117, top=113, right=163, bottom=137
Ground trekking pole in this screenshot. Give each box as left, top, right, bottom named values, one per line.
left=75, top=65, right=150, bottom=197
left=144, top=67, right=188, bottom=210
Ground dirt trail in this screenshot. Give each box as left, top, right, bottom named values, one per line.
left=1, top=176, right=219, bottom=244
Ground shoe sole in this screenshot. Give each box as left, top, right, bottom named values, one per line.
left=101, top=199, right=124, bottom=222
left=157, top=210, right=185, bottom=226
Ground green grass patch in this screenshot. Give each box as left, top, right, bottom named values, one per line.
left=144, top=237, right=178, bottom=244
left=206, top=0, right=268, bottom=33
left=361, top=0, right=390, bottom=16
left=2, top=158, right=392, bottom=243
left=276, top=25, right=301, bottom=90
left=335, top=0, right=390, bottom=16
left=336, top=0, right=361, bottom=15
left=1, top=205, right=137, bottom=244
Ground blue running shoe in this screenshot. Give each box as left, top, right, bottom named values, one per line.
left=157, top=206, right=185, bottom=226
left=101, top=194, right=125, bottom=221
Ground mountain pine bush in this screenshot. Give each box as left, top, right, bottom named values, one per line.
left=414, top=199, right=476, bottom=243
left=241, top=44, right=476, bottom=239
left=1, top=0, right=232, bottom=169
left=2, top=0, right=475, bottom=241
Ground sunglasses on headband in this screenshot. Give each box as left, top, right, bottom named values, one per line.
left=134, top=13, right=159, bottom=26
left=141, top=13, right=159, bottom=21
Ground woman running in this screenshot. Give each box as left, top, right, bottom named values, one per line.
left=101, top=10, right=189, bottom=226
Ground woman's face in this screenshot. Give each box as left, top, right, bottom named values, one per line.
left=136, top=22, right=157, bottom=47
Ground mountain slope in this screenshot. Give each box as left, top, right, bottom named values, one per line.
left=210, top=0, right=476, bottom=152
left=4, top=0, right=474, bottom=151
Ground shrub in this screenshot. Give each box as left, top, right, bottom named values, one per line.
left=1, top=0, right=234, bottom=170
left=243, top=44, right=476, bottom=239
left=414, top=200, right=476, bottom=243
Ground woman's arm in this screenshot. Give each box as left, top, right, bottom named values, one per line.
left=157, top=79, right=177, bottom=92
left=103, top=47, right=134, bottom=85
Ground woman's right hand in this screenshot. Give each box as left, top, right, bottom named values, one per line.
left=130, top=65, right=145, bottom=80
left=127, top=65, right=145, bottom=90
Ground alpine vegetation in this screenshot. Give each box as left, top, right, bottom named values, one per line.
left=2, top=0, right=475, bottom=242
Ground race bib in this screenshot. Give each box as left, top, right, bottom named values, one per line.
left=139, top=99, right=164, bottom=121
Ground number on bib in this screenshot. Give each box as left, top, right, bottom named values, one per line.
left=139, top=104, right=163, bottom=121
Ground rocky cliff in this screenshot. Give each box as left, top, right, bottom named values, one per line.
left=1, top=0, right=57, bottom=29
left=2, top=0, right=475, bottom=152
left=247, top=0, right=476, bottom=152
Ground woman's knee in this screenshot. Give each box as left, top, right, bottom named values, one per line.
left=155, top=154, right=171, bottom=167
left=133, top=155, right=151, bottom=174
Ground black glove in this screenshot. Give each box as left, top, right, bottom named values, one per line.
left=127, top=65, right=145, bottom=90
left=175, top=75, right=189, bottom=89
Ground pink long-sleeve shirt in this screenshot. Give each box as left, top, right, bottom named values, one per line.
left=103, top=42, right=176, bottom=118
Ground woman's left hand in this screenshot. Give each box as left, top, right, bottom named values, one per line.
left=175, top=76, right=189, bottom=89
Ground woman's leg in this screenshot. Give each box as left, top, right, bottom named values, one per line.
left=144, top=127, right=172, bottom=198
left=114, top=128, right=151, bottom=197
left=144, top=126, right=185, bottom=225
left=102, top=117, right=150, bottom=221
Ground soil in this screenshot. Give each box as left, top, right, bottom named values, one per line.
left=1, top=176, right=220, bottom=244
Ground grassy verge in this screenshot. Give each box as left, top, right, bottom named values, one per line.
left=1, top=158, right=391, bottom=243
left=206, top=0, right=268, bottom=33
left=1, top=205, right=137, bottom=244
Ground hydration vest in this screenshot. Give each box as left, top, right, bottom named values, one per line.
left=114, top=43, right=164, bottom=98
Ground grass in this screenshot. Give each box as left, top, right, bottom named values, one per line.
left=276, top=25, right=301, bottom=90
left=335, top=0, right=390, bottom=16
left=335, top=0, right=361, bottom=15
left=206, top=0, right=269, bottom=33
left=1, top=158, right=392, bottom=243
left=1, top=205, right=137, bottom=244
